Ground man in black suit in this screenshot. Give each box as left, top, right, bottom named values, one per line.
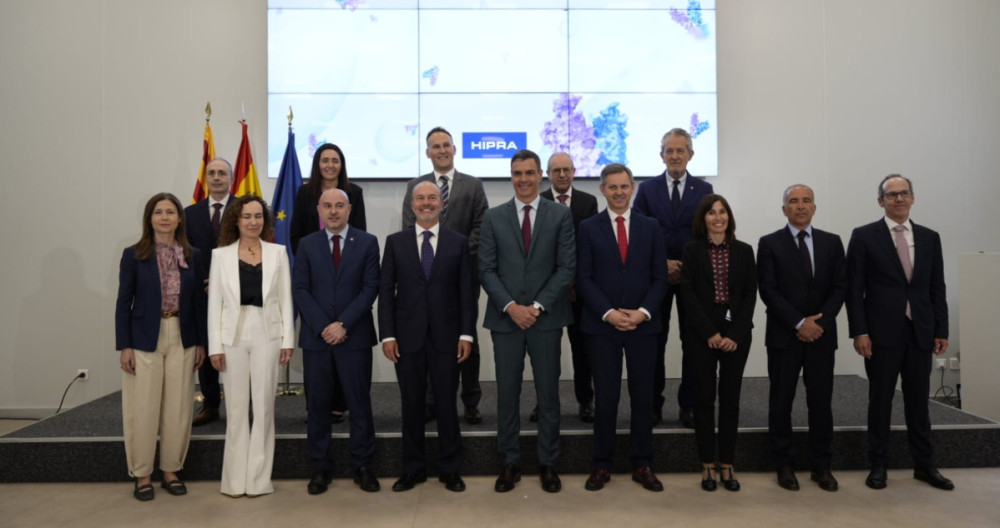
left=184, top=157, right=233, bottom=427
left=757, top=184, right=846, bottom=492
left=527, top=152, right=598, bottom=424
left=380, top=181, right=475, bottom=493
left=401, top=126, right=489, bottom=425
left=846, top=174, right=953, bottom=491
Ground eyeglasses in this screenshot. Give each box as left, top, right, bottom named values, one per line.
left=883, top=190, right=912, bottom=200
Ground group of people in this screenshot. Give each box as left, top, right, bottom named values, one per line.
left=113, top=125, right=954, bottom=502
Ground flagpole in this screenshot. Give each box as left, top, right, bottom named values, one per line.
left=278, top=105, right=303, bottom=397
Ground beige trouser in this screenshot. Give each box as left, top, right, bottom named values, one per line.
left=122, top=317, right=196, bottom=478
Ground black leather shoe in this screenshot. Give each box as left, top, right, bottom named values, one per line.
left=701, top=466, right=717, bottom=492
left=914, top=467, right=954, bottom=490
left=579, top=402, right=594, bottom=423
left=678, top=408, right=694, bottom=429
left=160, top=478, right=187, bottom=496
left=653, top=408, right=663, bottom=427
left=632, top=466, right=664, bottom=492
left=307, top=470, right=333, bottom=495
left=720, top=466, right=740, bottom=492
left=777, top=465, right=799, bottom=491
left=865, top=467, right=887, bottom=490
left=811, top=469, right=839, bottom=491
left=439, top=472, right=466, bottom=492
left=133, top=481, right=154, bottom=501
left=464, top=406, right=482, bottom=425
left=585, top=468, right=611, bottom=491
left=539, top=465, right=562, bottom=493
left=391, top=470, right=427, bottom=492
left=529, top=405, right=539, bottom=423
left=192, top=406, right=219, bottom=427
left=494, top=463, right=521, bottom=492
left=331, top=410, right=346, bottom=424
left=354, top=466, right=380, bottom=492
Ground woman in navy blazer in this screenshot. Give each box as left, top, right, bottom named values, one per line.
left=115, top=192, right=207, bottom=501
left=680, top=194, right=757, bottom=492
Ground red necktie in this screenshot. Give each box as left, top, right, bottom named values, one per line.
left=332, top=234, right=341, bottom=271
left=616, top=215, right=628, bottom=264
left=521, top=204, right=532, bottom=254
left=557, top=194, right=568, bottom=205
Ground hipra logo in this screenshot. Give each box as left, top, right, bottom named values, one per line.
left=462, top=132, right=526, bottom=159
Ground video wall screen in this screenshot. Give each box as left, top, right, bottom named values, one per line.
left=267, top=0, right=717, bottom=180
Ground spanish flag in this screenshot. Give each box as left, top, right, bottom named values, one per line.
left=190, top=123, right=216, bottom=203
left=231, top=121, right=262, bottom=198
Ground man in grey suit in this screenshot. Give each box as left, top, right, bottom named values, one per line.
left=402, top=127, right=489, bottom=424
left=479, top=149, right=576, bottom=493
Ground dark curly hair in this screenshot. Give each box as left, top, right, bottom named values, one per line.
left=218, top=195, right=274, bottom=247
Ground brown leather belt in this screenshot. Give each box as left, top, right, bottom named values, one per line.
left=161, top=311, right=180, bottom=319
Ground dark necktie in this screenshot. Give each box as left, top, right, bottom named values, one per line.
left=557, top=194, right=568, bottom=205
left=797, top=230, right=812, bottom=278
left=616, top=215, right=628, bottom=264
left=211, top=203, right=223, bottom=236
left=439, top=176, right=450, bottom=218
left=421, top=230, right=434, bottom=279
left=331, top=234, right=341, bottom=271
left=671, top=179, right=681, bottom=212
left=521, top=204, right=532, bottom=254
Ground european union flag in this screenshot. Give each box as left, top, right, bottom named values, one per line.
left=272, top=129, right=303, bottom=264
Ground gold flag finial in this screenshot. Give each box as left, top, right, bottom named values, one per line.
left=287, top=106, right=294, bottom=127
left=205, top=101, right=212, bottom=123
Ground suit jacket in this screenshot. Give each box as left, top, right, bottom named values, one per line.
left=115, top=246, right=207, bottom=352
left=207, top=241, right=296, bottom=356
left=478, top=197, right=576, bottom=332
left=679, top=238, right=757, bottom=344
left=378, top=226, right=476, bottom=355
left=541, top=187, right=599, bottom=234
left=846, top=218, right=948, bottom=350
left=293, top=227, right=380, bottom=351
left=401, top=171, right=488, bottom=256
left=633, top=171, right=714, bottom=261
left=289, top=183, right=367, bottom=254
left=757, top=226, right=847, bottom=351
left=184, top=195, right=234, bottom=272
left=576, top=210, right=668, bottom=336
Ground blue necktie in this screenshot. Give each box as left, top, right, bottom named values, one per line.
left=421, top=230, right=434, bottom=279
left=439, top=176, right=450, bottom=218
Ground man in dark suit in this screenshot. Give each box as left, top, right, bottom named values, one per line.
left=401, top=126, right=489, bottom=425
left=576, top=164, right=668, bottom=492
left=633, top=128, right=714, bottom=427
left=529, top=152, right=598, bottom=424
left=184, top=157, right=234, bottom=427
left=757, top=184, right=846, bottom=492
left=479, top=149, right=576, bottom=493
left=846, top=174, right=953, bottom=491
left=293, top=188, right=381, bottom=495
left=379, top=181, right=476, bottom=493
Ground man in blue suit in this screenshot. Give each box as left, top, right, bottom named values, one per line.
left=184, top=157, right=234, bottom=427
left=293, top=188, right=381, bottom=495
left=576, top=164, right=668, bottom=492
left=846, top=174, right=953, bottom=491
left=479, top=149, right=576, bottom=493
left=379, top=181, right=475, bottom=493
left=757, top=184, right=846, bottom=492
left=633, top=128, right=713, bottom=427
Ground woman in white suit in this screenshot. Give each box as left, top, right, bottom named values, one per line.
left=208, top=195, right=295, bottom=497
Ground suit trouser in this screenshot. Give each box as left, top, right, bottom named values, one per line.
left=590, top=333, right=657, bottom=470
left=567, top=298, right=594, bottom=405
left=492, top=328, right=562, bottom=466
left=767, top=343, right=835, bottom=471
left=864, top=319, right=935, bottom=469
left=122, top=317, right=195, bottom=478
left=303, top=345, right=375, bottom=471
left=427, top=282, right=482, bottom=410
left=218, top=306, right=281, bottom=496
left=654, top=287, right=695, bottom=412
left=690, top=304, right=750, bottom=465
left=197, top=357, right=222, bottom=409
left=396, top=341, right=463, bottom=474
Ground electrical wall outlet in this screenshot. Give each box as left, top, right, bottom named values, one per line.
left=77, top=369, right=89, bottom=380
left=934, top=358, right=946, bottom=370
left=949, top=358, right=960, bottom=370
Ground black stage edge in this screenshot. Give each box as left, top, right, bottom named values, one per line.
left=2, top=376, right=998, bottom=483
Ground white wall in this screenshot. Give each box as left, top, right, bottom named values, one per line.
left=2, top=0, right=998, bottom=416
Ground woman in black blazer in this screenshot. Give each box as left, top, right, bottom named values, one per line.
left=115, top=192, right=207, bottom=501
left=679, top=194, right=757, bottom=492
left=288, top=143, right=366, bottom=422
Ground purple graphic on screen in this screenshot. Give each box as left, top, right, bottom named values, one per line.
left=422, top=66, right=440, bottom=86
left=540, top=93, right=601, bottom=176
left=335, top=0, right=365, bottom=11
left=308, top=133, right=319, bottom=158
left=592, top=102, right=629, bottom=166
left=404, top=124, right=419, bottom=135
left=369, top=158, right=378, bottom=166
left=689, top=113, right=710, bottom=138
left=670, top=0, right=710, bottom=40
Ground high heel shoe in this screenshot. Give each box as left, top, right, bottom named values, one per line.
left=720, top=466, right=741, bottom=492
left=701, top=466, right=717, bottom=492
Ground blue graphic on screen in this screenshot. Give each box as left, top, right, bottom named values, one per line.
left=267, top=1, right=717, bottom=179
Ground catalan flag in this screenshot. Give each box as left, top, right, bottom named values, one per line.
left=231, top=121, right=262, bottom=198
left=271, top=129, right=303, bottom=262
left=190, top=123, right=216, bottom=203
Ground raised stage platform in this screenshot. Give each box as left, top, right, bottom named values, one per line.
left=2, top=376, right=998, bottom=483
